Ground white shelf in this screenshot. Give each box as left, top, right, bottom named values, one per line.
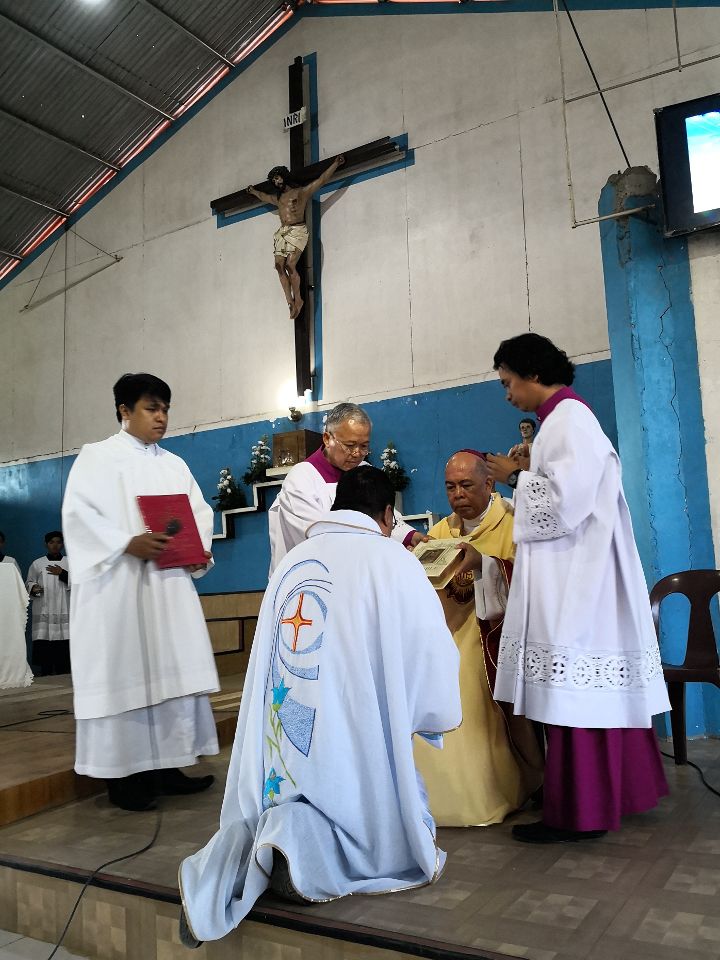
left=212, top=478, right=284, bottom=540
left=213, top=482, right=437, bottom=542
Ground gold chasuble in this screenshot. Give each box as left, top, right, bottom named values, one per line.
left=414, top=494, right=543, bottom=826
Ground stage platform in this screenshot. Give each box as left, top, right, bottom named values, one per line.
left=0, top=676, right=242, bottom=828
left=1, top=714, right=720, bottom=960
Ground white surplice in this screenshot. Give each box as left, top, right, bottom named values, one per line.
left=180, top=510, right=461, bottom=942
left=62, top=429, right=220, bottom=777
left=26, top=555, right=70, bottom=642
left=494, top=398, right=670, bottom=728
left=0, top=563, right=33, bottom=689
left=268, top=455, right=416, bottom=573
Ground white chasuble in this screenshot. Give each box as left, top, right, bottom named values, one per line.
left=0, top=563, right=33, bottom=689
left=26, top=555, right=70, bottom=642
left=268, top=450, right=415, bottom=573
left=180, top=511, right=461, bottom=942
left=62, top=430, right=220, bottom=722
left=495, top=399, right=670, bottom=729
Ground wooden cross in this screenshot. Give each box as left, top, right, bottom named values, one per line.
left=211, top=54, right=412, bottom=399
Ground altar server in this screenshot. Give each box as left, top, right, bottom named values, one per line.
left=484, top=333, right=669, bottom=843
left=268, top=402, right=422, bottom=572
left=62, top=373, right=220, bottom=812
left=179, top=465, right=461, bottom=946
left=26, top=531, right=70, bottom=675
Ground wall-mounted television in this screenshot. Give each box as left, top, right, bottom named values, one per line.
left=655, top=92, right=720, bottom=238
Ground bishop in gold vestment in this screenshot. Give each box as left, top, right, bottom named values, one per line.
left=414, top=450, right=543, bottom=826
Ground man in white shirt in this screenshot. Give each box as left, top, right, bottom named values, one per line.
left=26, top=531, right=71, bottom=675
left=62, top=373, right=220, bottom=812
left=268, top=402, right=423, bottom=573
left=179, top=465, right=461, bottom=946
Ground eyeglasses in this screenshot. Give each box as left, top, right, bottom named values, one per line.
left=328, top=434, right=370, bottom=456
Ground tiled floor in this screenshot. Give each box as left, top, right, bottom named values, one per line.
left=1, top=739, right=720, bottom=960
left=0, top=928, right=87, bottom=959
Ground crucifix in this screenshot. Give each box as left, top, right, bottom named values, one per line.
left=210, top=54, right=412, bottom=398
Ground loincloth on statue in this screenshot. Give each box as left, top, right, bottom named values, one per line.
left=273, top=223, right=309, bottom=257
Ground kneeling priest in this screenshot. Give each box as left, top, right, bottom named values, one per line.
left=179, top=466, right=461, bottom=945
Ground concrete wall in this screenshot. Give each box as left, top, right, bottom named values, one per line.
left=690, top=231, right=720, bottom=559
left=1, top=5, right=720, bottom=590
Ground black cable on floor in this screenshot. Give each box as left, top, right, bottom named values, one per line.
left=45, top=562, right=166, bottom=959
left=45, top=809, right=162, bottom=960
left=661, top=749, right=720, bottom=799
left=0, top=709, right=72, bottom=731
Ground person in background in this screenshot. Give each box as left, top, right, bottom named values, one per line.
left=26, top=531, right=70, bottom=676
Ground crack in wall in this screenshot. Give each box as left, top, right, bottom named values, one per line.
left=657, top=259, right=692, bottom=567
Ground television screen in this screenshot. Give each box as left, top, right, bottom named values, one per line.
left=655, top=92, right=720, bottom=237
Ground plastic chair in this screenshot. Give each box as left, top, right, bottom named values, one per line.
left=650, top=569, right=720, bottom=765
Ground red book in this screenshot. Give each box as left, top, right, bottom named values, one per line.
left=136, top=494, right=207, bottom=570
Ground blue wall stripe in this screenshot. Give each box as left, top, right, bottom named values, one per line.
left=0, top=359, right=616, bottom=595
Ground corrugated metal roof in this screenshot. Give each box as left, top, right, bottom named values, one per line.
left=0, top=0, right=294, bottom=282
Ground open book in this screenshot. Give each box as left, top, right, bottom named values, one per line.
left=413, top=538, right=465, bottom=589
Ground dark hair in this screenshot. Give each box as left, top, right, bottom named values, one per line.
left=0, top=531, right=5, bottom=542
left=519, top=418, right=536, bottom=430
left=113, top=373, right=171, bottom=423
left=44, top=530, right=63, bottom=544
left=331, top=465, right=395, bottom=522
left=267, top=165, right=297, bottom=197
left=493, top=333, right=575, bottom=386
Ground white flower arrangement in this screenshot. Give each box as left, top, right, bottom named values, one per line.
left=380, top=441, right=409, bottom=492
left=243, top=434, right=272, bottom=486
left=212, top=466, right=247, bottom=512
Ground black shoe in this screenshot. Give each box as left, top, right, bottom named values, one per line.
left=512, top=821, right=607, bottom=844
left=178, top=907, right=203, bottom=949
left=269, top=850, right=308, bottom=905
left=159, top=768, right=215, bottom=796
left=106, top=774, right=157, bottom=812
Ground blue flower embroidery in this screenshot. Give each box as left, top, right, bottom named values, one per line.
left=263, top=767, right=285, bottom=804
left=272, top=678, right=290, bottom=711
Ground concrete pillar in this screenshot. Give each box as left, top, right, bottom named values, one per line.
left=598, top=167, right=717, bottom=736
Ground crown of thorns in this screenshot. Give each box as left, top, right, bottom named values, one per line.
left=267, top=165, right=292, bottom=182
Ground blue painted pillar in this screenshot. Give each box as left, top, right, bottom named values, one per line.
left=599, top=167, right=717, bottom=736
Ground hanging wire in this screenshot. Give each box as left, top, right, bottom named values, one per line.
left=672, top=0, right=682, bottom=72
left=70, top=227, right=122, bottom=261
left=23, top=235, right=63, bottom=312
left=560, top=0, right=631, bottom=168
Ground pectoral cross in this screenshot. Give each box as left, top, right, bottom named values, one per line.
left=210, top=54, right=413, bottom=399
